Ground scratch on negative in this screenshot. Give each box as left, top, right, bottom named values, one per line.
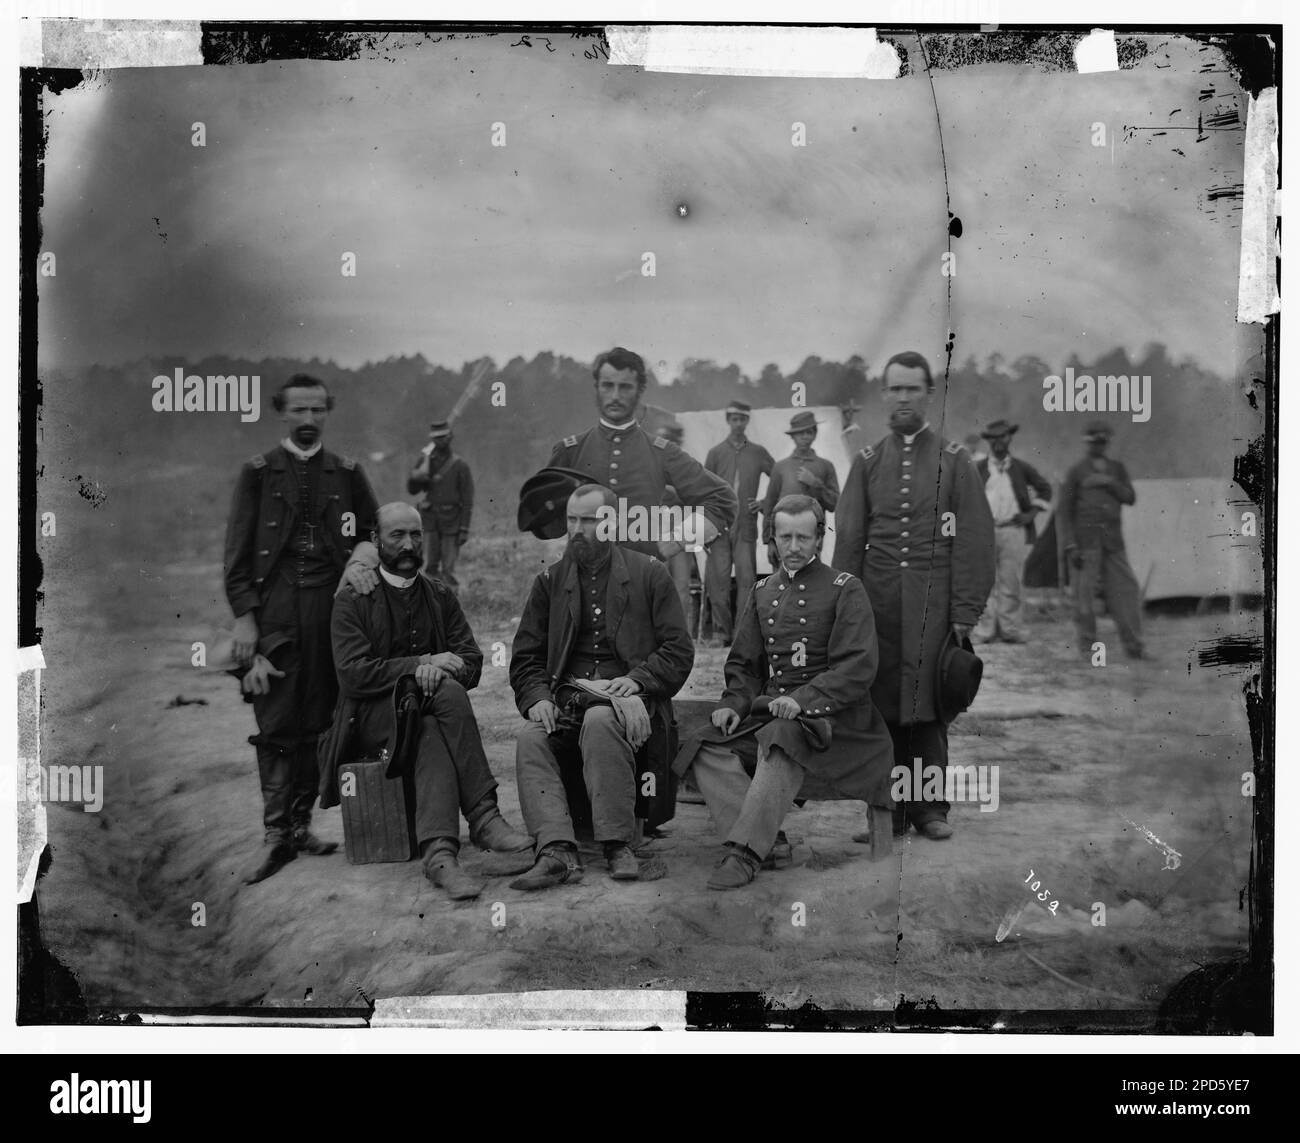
left=1116, top=812, right=1182, bottom=870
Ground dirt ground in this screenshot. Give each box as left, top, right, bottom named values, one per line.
left=34, top=502, right=1256, bottom=1016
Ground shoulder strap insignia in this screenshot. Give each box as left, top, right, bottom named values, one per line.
left=562, top=435, right=579, bottom=448
left=833, top=572, right=851, bottom=586
left=859, top=445, right=875, bottom=461
left=652, top=436, right=669, bottom=449
left=340, top=455, right=356, bottom=470
left=946, top=440, right=965, bottom=455
left=249, top=453, right=267, bottom=469
left=755, top=575, right=770, bottom=589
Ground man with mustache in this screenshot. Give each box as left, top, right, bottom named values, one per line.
left=833, top=351, right=995, bottom=842
left=677, top=495, right=896, bottom=889
left=319, top=502, right=532, bottom=900
left=225, top=374, right=379, bottom=884
left=547, top=347, right=737, bottom=561
left=406, top=419, right=474, bottom=594
left=509, top=484, right=694, bottom=889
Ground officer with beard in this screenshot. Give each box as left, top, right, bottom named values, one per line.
left=321, top=502, right=532, bottom=900
left=833, top=351, right=995, bottom=842
left=508, top=484, right=695, bottom=889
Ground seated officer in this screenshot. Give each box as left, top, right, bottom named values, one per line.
left=321, top=502, right=531, bottom=900
left=509, top=484, right=694, bottom=889
left=679, top=494, right=895, bottom=889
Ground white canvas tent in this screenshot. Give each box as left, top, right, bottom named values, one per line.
left=672, top=405, right=860, bottom=570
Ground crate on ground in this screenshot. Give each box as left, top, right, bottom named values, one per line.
left=338, top=756, right=418, bottom=865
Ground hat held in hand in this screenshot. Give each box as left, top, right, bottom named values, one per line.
left=935, top=631, right=983, bottom=724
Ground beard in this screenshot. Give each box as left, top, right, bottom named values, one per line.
left=291, top=424, right=320, bottom=447
left=569, top=534, right=612, bottom=571
left=888, top=407, right=924, bottom=433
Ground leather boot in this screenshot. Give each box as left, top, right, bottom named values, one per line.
left=244, top=838, right=295, bottom=885
left=291, top=826, right=338, bottom=856
left=467, top=798, right=532, bottom=853
left=707, top=844, right=761, bottom=890
left=422, top=842, right=486, bottom=901
left=509, top=843, right=584, bottom=891
left=604, top=842, right=640, bottom=881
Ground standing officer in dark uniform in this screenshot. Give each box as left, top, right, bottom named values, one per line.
left=225, top=373, right=379, bottom=884
left=703, top=400, right=775, bottom=646
left=547, top=346, right=737, bottom=560
left=1059, top=420, right=1145, bottom=659
left=406, top=419, right=474, bottom=594
left=680, top=494, right=896, bottom=889
left=833, top=351, right=995, bottom=842
left=762, top=411, right=840, bottom=547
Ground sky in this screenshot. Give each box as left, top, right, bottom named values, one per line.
left=37, top=32, right=1248, bottom=380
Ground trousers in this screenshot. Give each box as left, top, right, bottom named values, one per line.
left=704, top=535, right=757, bottom=641
left=257, top=742, right=320, bottom=843
left=973, top=526, right=1028, bottom=642
left=515, top=705, right=638, bottom=850
left=888, top=720, right=949, bottom=830
left=357, top=679, right=497, bottom=846
left=1072, top=544, right=1144, bottom=655
left=421, top=528, right=462, bottom=593
left=688, top=740, right=803, bottom=859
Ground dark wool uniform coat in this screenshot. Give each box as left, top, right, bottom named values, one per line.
left=317, top=574, right=482, bottom=808
left=832, top=428, right=996, bottom=726
left=548, top=422, right=738, bottom=559
left=707, top=556, right=896, bottom=805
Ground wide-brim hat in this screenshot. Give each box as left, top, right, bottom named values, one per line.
left=1083, top=420, right=1113, bottom=442
left=935, top=632, right=983, bottom=724
left=517, top=466, right=603, bottom=539
left=785, top=411, right=822, bottom=434
left=980, top=419, right=1019, bottom=439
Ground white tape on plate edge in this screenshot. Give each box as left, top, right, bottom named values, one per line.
left=1074, top=29, right=1118, bottom=74
left=17, top=647, right=47, bottom=903
left=1238, top=87, right=1280, bottom=323
left=606, top=25, right=901, bottom=80
left=373, top=990, right=688, bottom=1030
left=25, top=19, right=204, bottom=69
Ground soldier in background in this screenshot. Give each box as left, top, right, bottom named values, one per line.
left=224, top=374, right=379, bottom=884
left=762, top=411, right=840, bottom=549
left=703, top=400, right=774, bottom=647
left=407, top=419, right=474, bottom=594
left=1059, top=421, right=1146, bottom=660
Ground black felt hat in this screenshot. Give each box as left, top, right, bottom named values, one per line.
left=517, top=466, right=603, bottom=539
left=935, top=632, right=984, bottom=724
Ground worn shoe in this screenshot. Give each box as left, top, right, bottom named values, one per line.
left=761, top=830, right=793, bottom=870
left=423, top=852, right=486, bottom=900
left=605, top=843, right=641, bottom=881
left=244, top=840, right=296, bottom=885
left=707, top=846, right=760, bottom=890
left=471, top=810, right=533, bottom=854
left=510, top=845, right=584, bottom=891
left=917, top=819, right=954, bottom=841
left=291, top=828, right=338, bottom=856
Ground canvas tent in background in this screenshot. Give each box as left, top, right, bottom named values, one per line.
left=659, top=405, right=864, bottom=571
left=1024, top=478, right=1261, bottom=602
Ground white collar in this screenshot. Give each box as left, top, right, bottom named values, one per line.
left=282, top=437, right=323, bottom=461
left=379, top=566, right=419, bottom=589
left=900, top=423, right=932, bottom=446
left=599, top=417, right=637, bottom=432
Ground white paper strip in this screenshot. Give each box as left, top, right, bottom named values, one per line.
left=373, top=989, right=688, bottom=1030
left=1073, top=28, right=1118, bottom=74
left=1237, top=87, right=1280, bottom=324
left=606, top=25, right=902, bottom=79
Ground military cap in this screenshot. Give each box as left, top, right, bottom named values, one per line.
left=429, top=420, right=453, bottom=438
left=935, top=631, right=984, bottom=724
left=517, top=466, right=606, bottom=539
left=725, top=401, right=753, bottom=417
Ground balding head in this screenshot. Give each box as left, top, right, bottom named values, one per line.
left=373, top=501, right=424, bottom=576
